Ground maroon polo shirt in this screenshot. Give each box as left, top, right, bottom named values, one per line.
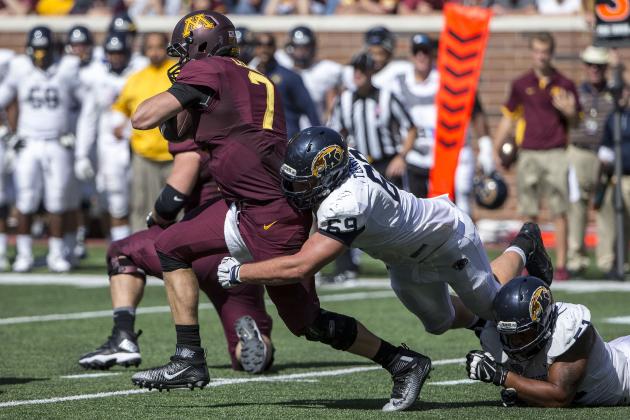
left=503, top=68, right=581, bottom=150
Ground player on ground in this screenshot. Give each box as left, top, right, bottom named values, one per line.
left=75, top=32, right=147, bottom=241
left=129, top=11, right=434, bottom=412
left=467, top=276, right=630, bottom=407
left=217, top=127, right=553, bottom=348
left=79, top=138, right=273, bottom=374
left=0, top=26, right=81, bottom=272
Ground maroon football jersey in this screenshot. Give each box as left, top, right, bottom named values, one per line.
left=168, top=138, right=220, bottom=211
left=176, top=56, right=288, bottom=203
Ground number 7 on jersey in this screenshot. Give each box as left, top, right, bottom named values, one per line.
left=248, top=71, right=275, bottom=130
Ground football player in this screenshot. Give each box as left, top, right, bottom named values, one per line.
left=0, top=47, right=15, bottom=271
left=217, top=127, right=553, bottom=366
left=278, top=26, right=343, bottom=124
left=342, top=27, right=412, bottom=91
left=129, top=11, right=432, bottom=412
left=467, top=276, right=630, bottom=407
left=75, top=32, right=147, bottom=241
left=79, top=138, right=274, bottom=374
left=0, top=26, right=81, bottom=272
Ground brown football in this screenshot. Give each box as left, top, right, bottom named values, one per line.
left=176, top=109, right=196, bottom=140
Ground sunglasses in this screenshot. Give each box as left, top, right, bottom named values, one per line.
left=585, top=62, right=607, bottom=69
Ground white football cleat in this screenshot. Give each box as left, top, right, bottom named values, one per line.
left=12, top=254, right=34, bottom=273
left=47, top=253, right=72, bottom=273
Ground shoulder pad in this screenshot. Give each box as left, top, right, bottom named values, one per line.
left=548, top=303, right=592, bottom=360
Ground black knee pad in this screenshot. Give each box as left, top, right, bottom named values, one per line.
left=107, top=255, right=146, bottom=281
left=157, top=250, right=191, bottom=272
left=303, top=309, right=358, bottom=351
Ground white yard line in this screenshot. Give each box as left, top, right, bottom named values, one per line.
left=2, top=358, right=470, bottom=408
left=603, top=316, right=630, bottom=325
left=0, top=291, right=396, bottom=326
left=60, top=373, right=122, bottom=379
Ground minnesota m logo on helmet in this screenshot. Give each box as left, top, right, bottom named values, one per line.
left=182, top=14, right=215, bottom=37
left=312, top=145, right=344, bottom=177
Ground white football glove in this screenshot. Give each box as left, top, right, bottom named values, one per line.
left=74, top=157, right=95, bottom=181
left=217, top=256, right=242, bottom=289
left=465, top=350, right=508, bottom=386
left=477, top=136, right=495, bottom=176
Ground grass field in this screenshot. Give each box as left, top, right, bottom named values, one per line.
left=1, top=246, right=630, bottom=418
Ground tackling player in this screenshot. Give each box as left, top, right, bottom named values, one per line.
left=0, top=26, right=81, bottom=272
left=467, top=276, right=630, bottom=407
left=79, top=138, right=274, bottom=374
left=129, top=11, right=433, bottom=412
left=217, top=127, right=553, bottom=361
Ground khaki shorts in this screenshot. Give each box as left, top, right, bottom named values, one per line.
left=516, top=148, right=569, bottom=217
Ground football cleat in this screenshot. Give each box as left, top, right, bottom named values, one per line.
left=12, top=254, right=34, bottom=273
left=235, top=315, right=268, bottom=374
left=47, top=253, right=72, bottom=273
left=79, top=329, right=142, bottom=370
left=382, top=344, right=432, bottom=412
left=131, top=346, right=209, bottom=390
left=511, top=223, right=554, bottom=286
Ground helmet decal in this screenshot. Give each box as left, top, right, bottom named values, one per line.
left=312, top=145, right=344, bottom=178
left=529, top=286, right=550, bottom=322
left=182, top=14, right=215, bottom=37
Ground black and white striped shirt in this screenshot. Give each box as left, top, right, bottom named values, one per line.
left=328, top=87, right=414, bottom=163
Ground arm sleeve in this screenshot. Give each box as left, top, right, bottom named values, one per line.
left=389, top=92, right=414, bottom=131
left=293, top=74, right=321, bottom=126
left=75, top=89, right=99, bottom=158
left=0, top=62, right=18, bottom=109
left=167, top=82, right=214, bottom=109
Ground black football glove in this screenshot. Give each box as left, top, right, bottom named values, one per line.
left=466, top=350, right=508, bottom=386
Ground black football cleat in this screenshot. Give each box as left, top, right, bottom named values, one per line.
left=79, top=329, right=142, bottom=370
left=511, top=222, right=554, bottom=286
left=131, top=346, right=209, bottom=391
left=235, top=316, right=268, bottom=374
left=382, top=344, right=432, bottom=412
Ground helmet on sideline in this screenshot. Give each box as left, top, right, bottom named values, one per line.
left=281, top=127, right=350, bottom=210
left=473, top=171, right=508, bottom=210
left=166, top=11, right=238, bottom=83
left=104, top=32, right=131, bottom=74
left=108, top=13, right=137, bottom=38
left=26, top=26, right=54, bottom=69
left=364, top=26, right=395, bottom=53
left=493, top=276, right=557, bottom=361
left=235, top=26, right=255, bottom=63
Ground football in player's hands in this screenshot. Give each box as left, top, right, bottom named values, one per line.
left=160, top=110, right=197, bottom=143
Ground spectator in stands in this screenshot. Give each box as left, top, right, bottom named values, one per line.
left=596, top=65, right=630, bottom=278
left=336, top=0, right=399, bottom=14
left=567, top=46, right=614, bottom=276
left=250, top=32, right=320, bottom=138
left=398, top=0, right=443, bottom=13
left=0, top=0, right=34, bottom=14
left=232, top=0, right=266, bottom=14
left=536, top=0, right=582, bottom=14
left=264, top=0, right=308, bottom=14
left=487, top=0, right=536, bottom=14
left=111, top=33, right=174, bottom=233
left=191, top=0, right=227, bottom=12
left=494, top=32, right=580, bottom=281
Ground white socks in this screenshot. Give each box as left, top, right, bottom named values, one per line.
left=504, top=245, right=527, bottom=266
left=16, top=234, right=33, bottom=258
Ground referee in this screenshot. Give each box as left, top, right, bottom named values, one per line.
left=330, top=52, right=417, bottom=185
left=326, top=52, right=417, bottom=283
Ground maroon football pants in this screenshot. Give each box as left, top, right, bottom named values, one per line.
left=108, top=218, right=272, bottom=370
left=154, top=197, right=321, bottom=337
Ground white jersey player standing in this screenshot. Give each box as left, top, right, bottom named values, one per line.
left=390, top=33, right=495, bottom=213
left=468, top=276, right=630, bottom=407
left=276, top=26, right=343, bottom=126
left=0, top=48, right=15, bottom=271
left=0, top=26, right=81, bottom=272
left=218, top=127, right=555, bottom=339
left=76, top=32, right=148, bottom=241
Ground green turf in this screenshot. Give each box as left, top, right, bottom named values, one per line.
left=1, top=275, right=630, bottom=418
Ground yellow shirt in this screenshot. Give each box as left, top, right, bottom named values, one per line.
left=36, top=0, right=74, bottom=15
left=112, top=59, right=176, bottom=162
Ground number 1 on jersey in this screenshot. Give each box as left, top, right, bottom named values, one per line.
left=248, top=71, right=275, bottom=130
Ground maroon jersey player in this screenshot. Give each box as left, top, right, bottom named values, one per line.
left=78, top=139, right=273, bottom=374
left=130, top=10, right=430, bottom=412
